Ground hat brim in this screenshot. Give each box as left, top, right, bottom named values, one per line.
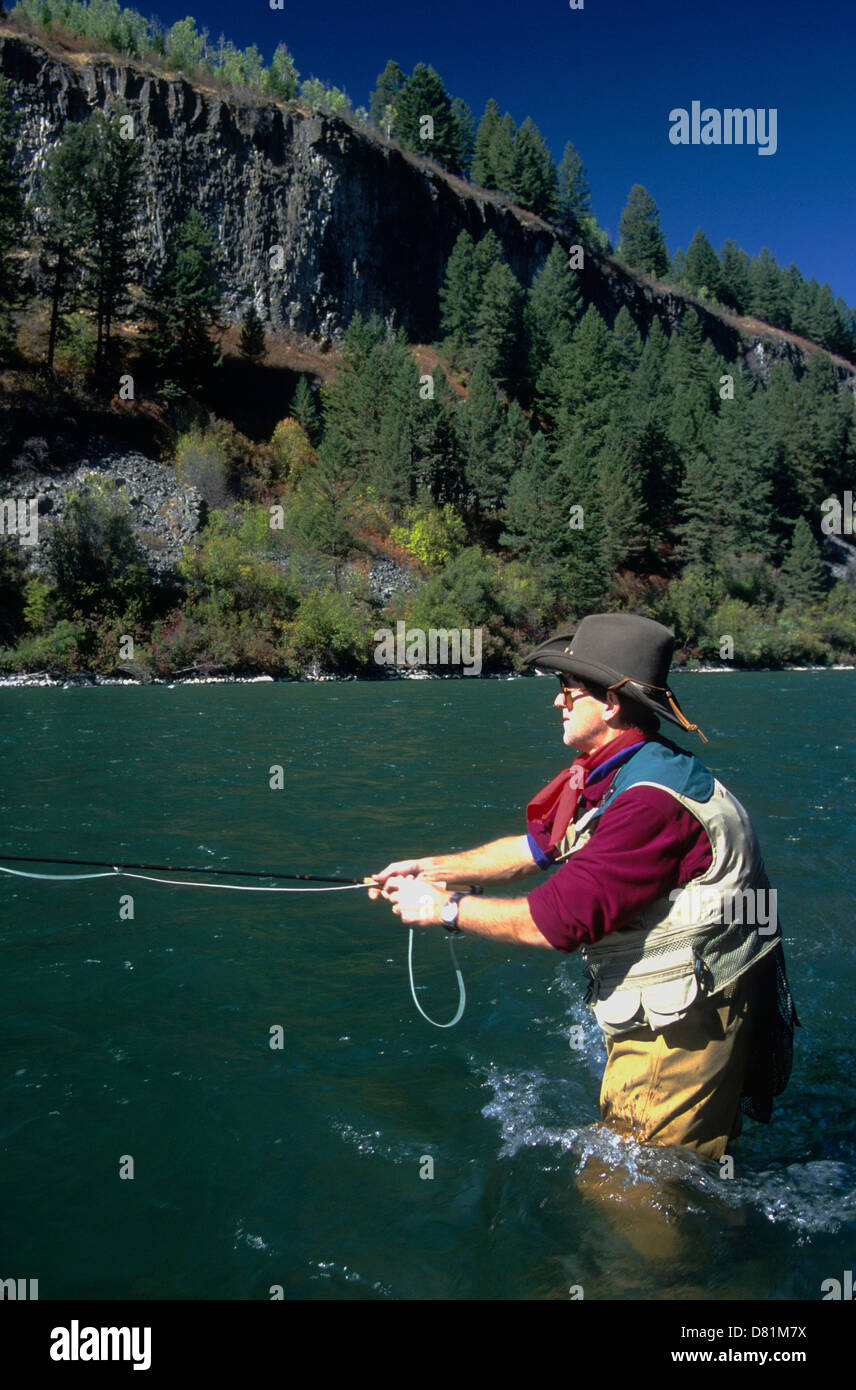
left=523, top=637, right=690, bottom=732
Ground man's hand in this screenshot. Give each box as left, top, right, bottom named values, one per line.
left=367, top=836, right=539, bottom=898
left=367, top=859, right=444, bottom=901
left=376, top=874, right=449, bottom=926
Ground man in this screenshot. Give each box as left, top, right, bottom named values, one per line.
left=370, top=613, right=797, bottom=1161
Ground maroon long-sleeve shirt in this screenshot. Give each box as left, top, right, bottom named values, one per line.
left=526, top=767, right=713, bottom=953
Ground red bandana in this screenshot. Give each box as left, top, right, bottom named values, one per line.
left=526, top=728, right=648, bottom=849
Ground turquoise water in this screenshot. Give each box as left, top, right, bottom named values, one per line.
left=1, top=673, right=854, bottom=1300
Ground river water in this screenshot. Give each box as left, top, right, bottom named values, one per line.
left=1, top=672, right=854, bottom=1299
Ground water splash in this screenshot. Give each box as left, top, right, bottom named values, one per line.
left=477, top=1060, right=856, bottom=1239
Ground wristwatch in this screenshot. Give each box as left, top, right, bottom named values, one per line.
left=440, top=890, right=469, bottom=933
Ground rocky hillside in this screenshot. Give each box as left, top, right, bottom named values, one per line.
left=3, top=25, right=854, bottom=387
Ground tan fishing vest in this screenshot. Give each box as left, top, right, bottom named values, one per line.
left=553, top=778, right=781, bottom=1036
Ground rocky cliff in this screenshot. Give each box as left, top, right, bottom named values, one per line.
left=2, top=26, right=854, bottom=386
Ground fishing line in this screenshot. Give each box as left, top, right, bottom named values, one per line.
left=408, top=928, right=466, bottom=1028
left=0, top=864, right=367, bottom=891
left=0, top=856, right=467, bottom=1027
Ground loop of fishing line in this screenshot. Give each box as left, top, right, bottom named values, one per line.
left=0, top=861, right=466, bottom=1028
left=408, top=928, right=466, bottom=1028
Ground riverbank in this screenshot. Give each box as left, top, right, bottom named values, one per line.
left=2, top=663, right=855, bottom=688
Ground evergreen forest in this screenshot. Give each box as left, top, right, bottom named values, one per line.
left=1, top=2, right=855, bottom=679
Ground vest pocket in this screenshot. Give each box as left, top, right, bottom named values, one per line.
left=641, top=972, right=699, bottom=1029
left=591, top=968, right=700, bottom=1035
left=592, top=985, right=644, bottom=1034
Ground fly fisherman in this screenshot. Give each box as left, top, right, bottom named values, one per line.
left=370, top=614, right=798, bottom=1161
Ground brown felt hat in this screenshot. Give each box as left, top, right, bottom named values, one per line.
left=523, top=614, right=707, bottom=741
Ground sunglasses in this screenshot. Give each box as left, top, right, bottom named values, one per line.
left=557, top=677, right=596, bottom=707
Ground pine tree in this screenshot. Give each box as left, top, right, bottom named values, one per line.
left=148, top=208, right=222, bottom=392
left=472, top=99, right=501, bottom=188
left=372, top=347, right=420, bottom=505
left=664, top=310, right=716, bottom=460
left=759, top=362, right=818, bottom=537
left=264, top=44, right=300, bottom=101
left=501, top=431, right=561, bottom=576
left=684, top=229, right=723, bottom=300
left=493, top=397, right=532, bottom=483
left=471, top=229, right=503, bottom=291
left=319, top=311, right=387, bottom=452
left=612, top=306, right=642, bottom=374
left=676, top=449, right=728, bottom=570
left=508, top=116, right=558, bottom=219
left=627, top=317, right=671, bottom=419
left=669, top=248, right=687, bottom=284
left=0, top=76, right=24, bottom=364
left=472, top=260, right=524, bottom=387
left=526, top=242, right=583, bottom=383
left=617, top=184, right=669, bottom=278
left=439, top=230, right=503, bottom=367
left=412, top=366, right=466, bottom=505
left=456, top=360, right=506, bottom=512
left=239, top=301, right=266, bottom=364
left=293, top=426, right=359, bottom=590
left=719, top=240, right=751, bottom=314
left=597, top=426, right=647, bottom=577
left=394, top=64, right=462, bottom=172
left=779, top=516, right=827, bottom=605
left=788, top=272, right=815, bottom=339
left=541, top=305, right=624, bottom=455
left=551, top=436, right=609, bottom=615
left=556, top=140, right=592, bottom=236
left=39, top=119, right=94, bottom=372
left=711, top=373, right=775, bottom=560
left=630, top=412, right=682, bottom=550
left=807, top=283, right=844, bottom=352
left=439, top=230, right=476, bottom=354
left=368, top=59, right=405, bottom=132
left=799, top=352, right=853, bottom=500
left=777, top=263, right=805, bottom=333
left=748, top=248, right=786, bottom=326
left=491, top=113, right=517, bottom=194
left=835, top=296, right=856, bottom=360
left=291, top=375, right=319, bottom=444
left=451, top=98, right=476, bottom=178
left=501, top=430, right=606, bottom=612
left=57, top=109, right=144, bottom=377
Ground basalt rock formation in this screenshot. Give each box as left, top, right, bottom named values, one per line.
left=1, top=26, right=854, bottom=387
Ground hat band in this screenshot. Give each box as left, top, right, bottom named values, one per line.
left=606, top=677, right=709, bottom=744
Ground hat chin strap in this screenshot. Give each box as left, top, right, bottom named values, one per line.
left=606, top=677, right=709, bottom=744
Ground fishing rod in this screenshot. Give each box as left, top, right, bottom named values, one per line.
left=0, top=854, right=370, bottom=885
left=0, top=853, right=481, bottom=1027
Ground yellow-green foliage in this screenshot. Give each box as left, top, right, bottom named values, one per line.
left=390, top=502, right=467, bottom=571
left=56, top=312, right=96, bottom=372
left=179, top=507, right=297, bottom=617
left=174, top=424, right=232, bottom=507
left=22, top=577, right=54, bottom=633
left=270, top=417, right=317, bottom=485
left=174, top=418, right=259, bottom=506
left=287, top=587, right=373, bottom=671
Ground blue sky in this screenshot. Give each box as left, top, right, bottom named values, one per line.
left=149, top=0, right=855, bottom=304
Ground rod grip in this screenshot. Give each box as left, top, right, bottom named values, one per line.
left=362, top=876, right=483, bottom=894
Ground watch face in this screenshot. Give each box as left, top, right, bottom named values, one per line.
left=441, top=901, right=457, bottom=924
